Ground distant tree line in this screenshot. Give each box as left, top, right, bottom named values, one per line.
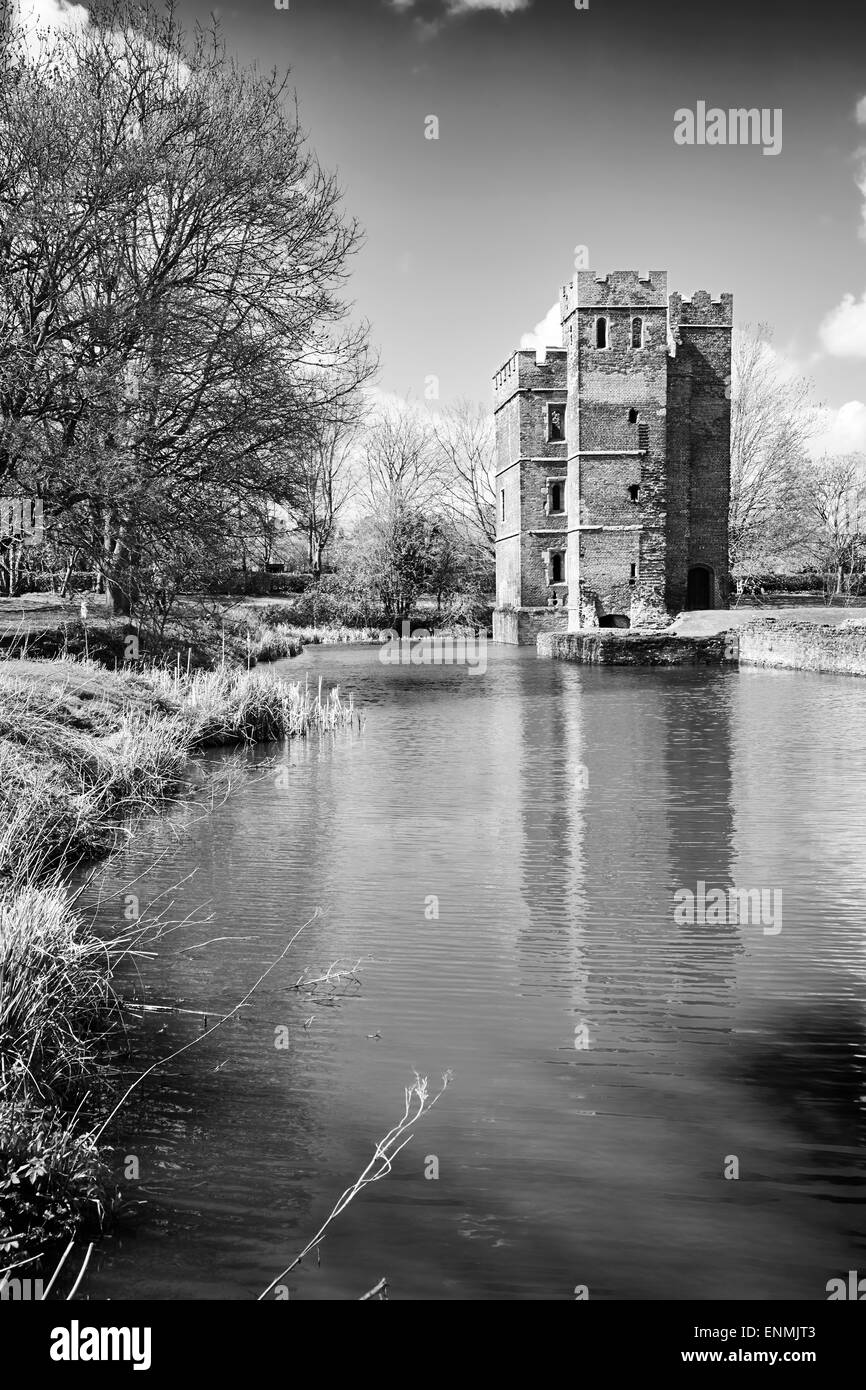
left=730, top=325, right=866, bottom=602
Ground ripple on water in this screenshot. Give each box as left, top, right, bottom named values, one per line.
left=83, top=650, right=866, bottom=1299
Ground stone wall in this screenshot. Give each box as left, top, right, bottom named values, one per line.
left=629, top=583, right=670, bottom=630
left=667, top=290, right=732, bottom=610
left=520, top=459, right=568, bottom=607
left=494, top=270, right=733, bottom=636
left=537, top=630, right=731, bottom=666
left=738, top=619, right=866, bottom=676
left=493, top=607, right=567, bottom=645
left=562, top=271, right=670, bottom=621
left=494, top=348, right=568, bottom=609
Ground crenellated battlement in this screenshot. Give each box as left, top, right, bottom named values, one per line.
left=493, top=347, right=567, bottom=403
left=669, top=289, right=733, bottom=328
left=561, top=270, right=668, bottom=320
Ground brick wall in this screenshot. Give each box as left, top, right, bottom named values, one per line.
left=668, top=291, right=732, bottom=610
left=567, top=271, right=669, bottom=617
left=494, top=271, right=733, bottom=641
left=494, top=349, right=567, bottom=610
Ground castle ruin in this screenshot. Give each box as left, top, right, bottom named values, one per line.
left=493, top=269, right=732, bottom=643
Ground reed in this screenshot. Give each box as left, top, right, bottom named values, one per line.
left=0, top=873, right=135, bottom=1256
left=0, top=655, right=356, bottom=1263
left=250, top=624, right=305, bottom=662
left=252, top=622, right=386, bottom=655
left=156, top=664, right=354, bottom=744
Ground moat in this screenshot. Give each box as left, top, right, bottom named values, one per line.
left=83, top=645, right=866, bottom=1300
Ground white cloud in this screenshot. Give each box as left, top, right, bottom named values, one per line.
left=732, top=326, right=805, bottom=385
left=520, top=301, right=562, bottom=353
left=735, top=330, right=866, bottom=461
left=856, top=166, right=866, bottom=241
left=13, top=0, right=89, bottom=49
left=387, top=0, right=532, bottom=18
left=808, top=401, right=866, bottom=458
left=447, top=0, right=531, bottom=11
left=819, top=291, right=866, bottom=357
left=12, top=1, right=193, bottom=88
left=813, top=97, right=866, bottom=357
left=851, top=93, right=866, bottom=240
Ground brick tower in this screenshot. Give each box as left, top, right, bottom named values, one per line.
left=492, top=267, right=732, bottom=643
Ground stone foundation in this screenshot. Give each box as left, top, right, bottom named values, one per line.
left=537, top=629, right=733, bottom=666
left=493, top=606, right=567, bottom=645
left=629, top=583, right=671, bottom=631
left=738, top=619, right=866, bottom=677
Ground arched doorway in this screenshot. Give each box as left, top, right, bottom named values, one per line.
left=686, top=565, right=713, bottom=611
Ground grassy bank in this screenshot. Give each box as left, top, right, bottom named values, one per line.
left=0, top=593, right=254, bottom=669
left=0, top=657, right=354, bottom=1268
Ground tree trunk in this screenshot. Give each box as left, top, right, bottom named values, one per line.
left=107, top=577, right=132, bottom=616
left=7, top=542, right=20, bottom=598
left=105, top=526, right=135, bottom=616
left=59, top=550, right=78, bottom=598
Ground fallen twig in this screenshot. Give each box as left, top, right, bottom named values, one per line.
left=258, top=1070, right=451, bottom=1300
left=359, top=1277, right=389, bottom=1301
left=66, top=1243, right=94, bottom=1300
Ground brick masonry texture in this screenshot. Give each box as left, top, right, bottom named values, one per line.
left=493, top=270, right=732, bottom=643
left=537, top=630, right=733, bottom=666
left=738, top=620, right=866, bottom=677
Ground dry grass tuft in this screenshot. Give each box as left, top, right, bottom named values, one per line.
left=0, top=654, right=356, bottom=1262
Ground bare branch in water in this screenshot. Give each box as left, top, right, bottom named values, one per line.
left=66, top=1243, right=94, bottom=1301
left=93, top=910, right=322, bottom=1144
left=294, top=957, right=366, bottom=1004
left=359, top=1277, right=389, bottom=1301
left=258, top=1070, right=452, bottom=1301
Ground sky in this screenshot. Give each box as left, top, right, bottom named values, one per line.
left=12, top=0, right=866, bottom=453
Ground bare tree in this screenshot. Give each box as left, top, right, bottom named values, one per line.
left=729, top=325, right=816, bottom=582
left=0, top=1, right=372, bottom=619
left=359, top=399, right=440, bottom=513
left=288, top=412, right=362, bottom=578
left=800, top=455, right=866, bottom=602
left=432, top=399, right=496, bottom=559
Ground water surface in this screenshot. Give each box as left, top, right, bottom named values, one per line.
left=83, top=645, right=866, bottom=1300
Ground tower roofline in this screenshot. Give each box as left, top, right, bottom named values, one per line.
left=669, top=289, right=733, bottom=327
left=561, top=270, right=668, bottom=321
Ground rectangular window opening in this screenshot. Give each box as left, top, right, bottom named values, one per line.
left=548, top=404, right=566, bottom=442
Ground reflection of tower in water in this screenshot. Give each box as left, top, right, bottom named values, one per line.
left=512, top=667, right=739, bottom=1052
left=657, top=671, right=739, bottom=1018
left=511, top=658, right=589, bottom=1009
